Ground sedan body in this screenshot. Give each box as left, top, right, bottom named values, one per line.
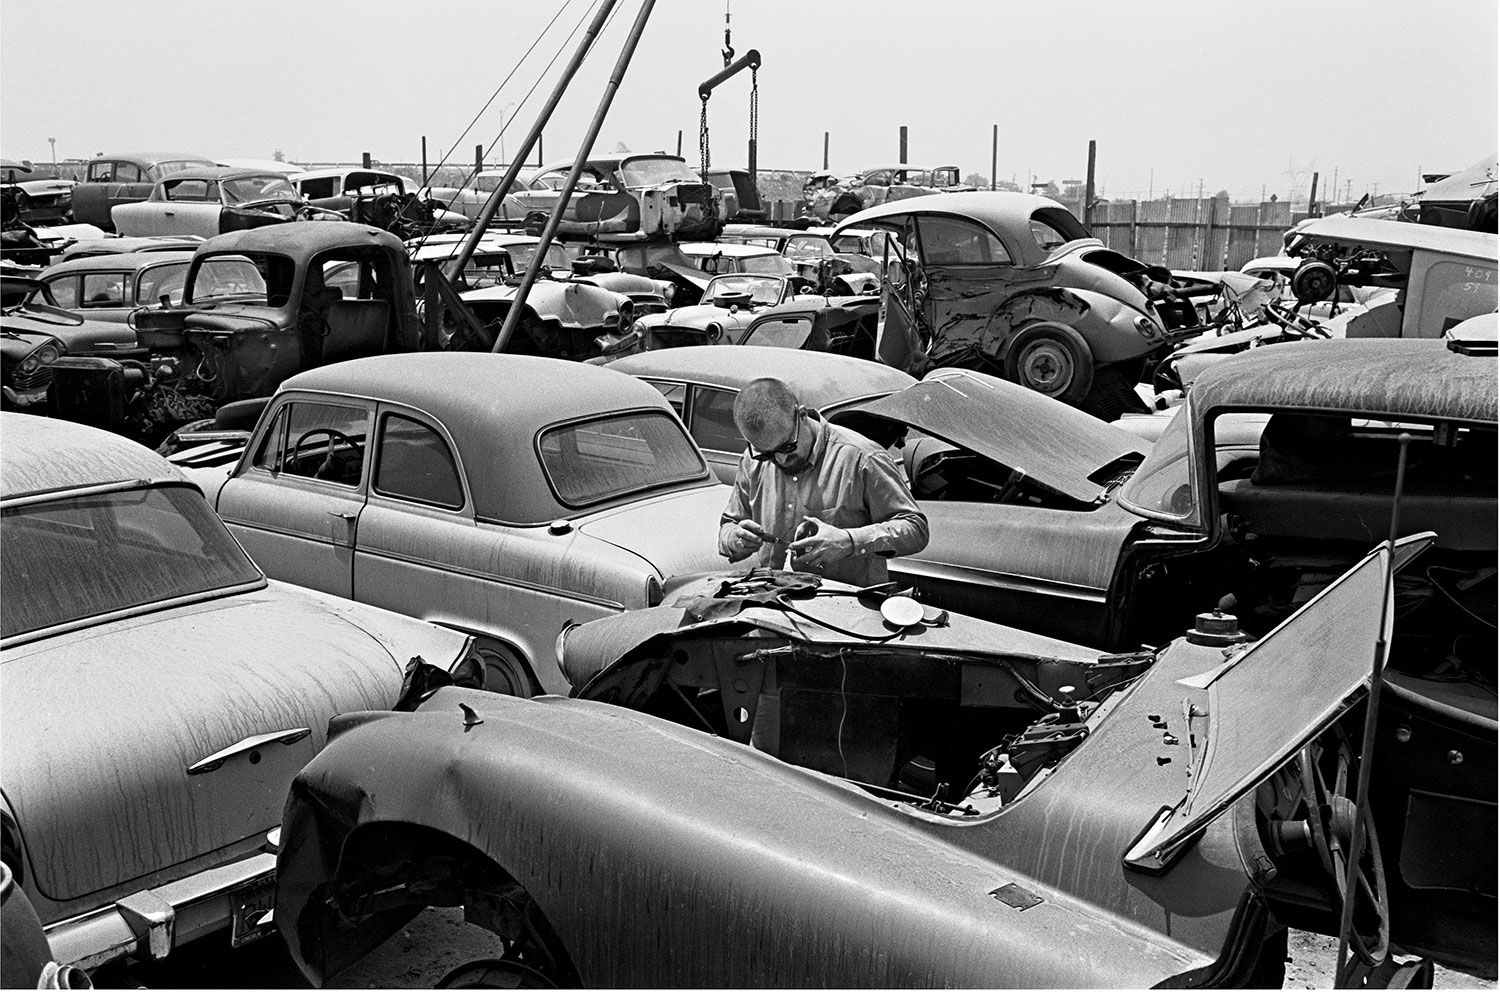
left=834, top=191, right=1195, bottom=418
left=273, top=544, right=1462, bottom=986
left=112, top=168, right=304, bottom=238
left=170, top=353, right=730, bottom=695
left=40, top=249, right=197, bottom=322
left=70, top=153, right=215, bottom=229
left=0, top=414, right=479, bottom=972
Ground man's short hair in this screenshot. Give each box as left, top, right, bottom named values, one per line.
left=734, top=378, right=801, bottom=435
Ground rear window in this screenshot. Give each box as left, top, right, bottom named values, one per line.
left=538, top=411, right=706, bottom=508
left=2, top=485, right=263, bottom=638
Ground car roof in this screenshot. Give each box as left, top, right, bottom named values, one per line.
left=278, top=353, right=702, bottom=523
left=60, top=236, right=206, bottom=258
left=835, top=190, right=1072, bottom=233
left=195, top=221, right=406, bottom=258
left=1, top=413, right=186, bottom=501
left=156, top=167, right=291, bottom=183
left=862, top=164, right=930, bottom=172
left=607, top=346, right=916, bottom=410
left=722, top=226, right=821, bottom=240
left=95, top=152, right=214, bottom=167
left=1290, top=216, right=1497, bottom=260
left=1191, top=339, right=1499, bottom=424
left=290, top=168, right=404, bottom=182
left=43, top=250, right=196, bottom=277
left=679, top=242, right=777, bottom=257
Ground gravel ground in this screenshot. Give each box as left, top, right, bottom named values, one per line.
left=99, top=908, right=1494, bottom=989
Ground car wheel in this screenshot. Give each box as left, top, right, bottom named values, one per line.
left=476, top=640, right=536, bottom=698
left=437, top=958, right=557, bottom=989
left=1003, top=321, right=1094, bottom=405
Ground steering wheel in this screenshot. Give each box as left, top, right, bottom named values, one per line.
left=1261, top=301, right=1331, bottom=339
left=291, top=428, right=360, bottom=479
left=1296, top=728, right=1390, bottom=966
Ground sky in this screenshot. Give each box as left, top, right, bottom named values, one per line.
left=2, top=0, right=1496, bottom=204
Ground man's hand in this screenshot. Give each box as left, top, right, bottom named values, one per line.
left=723, top=519, right=769, bottom=560
left=789, top=516, right=854, bottom=569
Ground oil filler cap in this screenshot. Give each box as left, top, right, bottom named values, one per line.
left=1187, top=610, right=1249, bottom=647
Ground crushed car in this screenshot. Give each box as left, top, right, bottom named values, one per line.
left=290, top=168, right=469, bottom=239
left=834, top=191, right=1198, bottom=418
left=111, top=167, right=309, bottom=238
left=271, top=529, right=1483, bottom=987
left=511, top=154, right=722, bottom=242
left=622, top=272, right=817, bottom=351
left=70, top=152, right=216, bottom=230
left=718, top=224, right=882, bottom=292
left=164, top=352, right=730, bottom=697
left=0, top=413, right=487, bottom=973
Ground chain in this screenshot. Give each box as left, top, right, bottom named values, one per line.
left=748, top=66, right=758, bottom=185
left=699, top=97, right=711, bottom=182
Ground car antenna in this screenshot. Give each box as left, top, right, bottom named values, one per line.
left=1333, top=432, right=1411, bottom=987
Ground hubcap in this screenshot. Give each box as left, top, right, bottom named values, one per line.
left=1020, top=341, right=1073, bottom=394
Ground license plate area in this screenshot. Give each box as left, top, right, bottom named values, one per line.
left=229, top=874, right=277, bottom=948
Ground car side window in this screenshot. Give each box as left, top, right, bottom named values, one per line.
left=299, top=177, right=337, bottom=199
left=114, top=163, right=143, bottom=183
left=164, top=180, right=211, bottom=202
left=373, top=414, right=464, bottom=509
left=81, top=272, right=127, bottom=306
left=45, top=276, right=80, bottom=308
left=254, top=401, right=369, bottom=486
left=644, top=379, right=687, bottom=418
left=689, top=387, right=743, bottom=454
left=914, top=215, right=1011, bottom=266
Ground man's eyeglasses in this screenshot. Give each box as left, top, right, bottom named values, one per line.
left=750, top=411, right=801, bottom=462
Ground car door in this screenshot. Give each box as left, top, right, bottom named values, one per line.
left=77, top=269, right=132, bottom=322
left=215, top=396, right=372, bottom=597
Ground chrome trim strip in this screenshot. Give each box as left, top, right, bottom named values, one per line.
left=187, top=728, right=311, bottom=775
left=0, top=580, right=268, bottom=651
left=893, top=558, right=1107, bottom=603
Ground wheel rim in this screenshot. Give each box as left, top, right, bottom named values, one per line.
left=1016, top=339, right=1075, bottom=396
left=478, top=645, right=533, bottom=698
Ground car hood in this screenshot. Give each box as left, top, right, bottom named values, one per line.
left=0, top=583, right=443, bottom=903
left=637, top=303, right=759, bottom=331
left=463, top=281, right=625, bottom=329
left=1, top=308, right=138, bottom=352
left=577, top=483, right=731, bottom=578
left=851, top=368, right=1150, bottom=503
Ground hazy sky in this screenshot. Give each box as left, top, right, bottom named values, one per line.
left=2, top=0, right=1495, bottom=202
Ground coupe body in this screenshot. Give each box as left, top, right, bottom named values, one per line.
left=168, top=352, right=730, bottom=695
left=0, top=414, right=480, bottom=972
left=111, top=168, right=305, bottom=239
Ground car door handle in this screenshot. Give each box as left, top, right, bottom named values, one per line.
left=329, top=510, right=357, bottom=520
left=187, top=728, right=311, bottom=775
left=163, top=210, right=174, bottom=216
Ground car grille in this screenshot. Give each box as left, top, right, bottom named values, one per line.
left=8, top=366, right=53, bottom=391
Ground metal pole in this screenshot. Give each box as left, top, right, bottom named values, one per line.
left=362, top=151, right=372, bottom=169
left=443, top=0, right=619, bottom=283
left=1084, top=139, right=1097, bottom=228
left=899, top=126, right=907, bottom=165
left=475, top=144, right=484, bottom=173
left=823, top=132, right=829, bottom=171
left=990, top=125, right=997, bottom=192
left=421, top=136, right=429, bottom=185
left=491, top=0, right=657, bottom=354
left=1308, top=171, right=1320, bottom=218
left=1334, top=434, right=1410, bottom=986
left=676, top=129, right=683, bottom=158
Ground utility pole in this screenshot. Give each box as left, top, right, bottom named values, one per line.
left=1330, top=166, right=1338, bottom=207
left=48, top=137, right=56, bottom=171
left=1084, top=140, right=1097, bottom=227
left=1307, top=171, right=1319, bottom=217
left=421, top=136, right=428, bottom=184
left=823, top=132, right=829, bottom=170
left=676, top=130, right=682, bottom=157
left=991, top=125, right=998, bottom=192
left=899, top=126, right=907, bottom=165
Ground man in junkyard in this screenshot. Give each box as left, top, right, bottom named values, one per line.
left=719, top=377, right=929, bottom=585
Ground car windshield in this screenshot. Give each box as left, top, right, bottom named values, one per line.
left=1118, top=408, right=1272, bottom=526
left=187, top=255, right=269, bottom=302
left=134, top=261, right=191, bottom=305
left=221, top=175, right=298, bottom=203
left=538, top=411, right=706, bottom=507
left=1, top=484, right=264, bottom=639
left=620, top=157, right=697, bottom=187
left=706, top=274, right=786, bottom=306
left=738, top=253, right=794, bottom=277
left=503, top=242, right=570, bottom=272
left=1028, top=207, right=1091, bottom=250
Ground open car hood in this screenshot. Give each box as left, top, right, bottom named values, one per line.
left=851, top=368, right=1149, bottom=503
left=1125, top=534, right=1434, bottom=869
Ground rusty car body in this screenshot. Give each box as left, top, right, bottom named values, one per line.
left=510, top=154, right=722, bottom=242
left=1, top=172, right=74, bottom=226
left=0, top=413, right=482, bottom=973
left=623, top=273, right=819, bottom=351
left=834, top=191, right=1197, bottom=418
left=718, top=223, right=882, bottom=292
left=0, top=281, right=69, bottom=411
left=70, top=153, right=215, bottom=230
left=803, top=164, right=970, bottom=223
left=418, top=169, right=528, bottom=226
left=111, top=168, right=305, bottom=239
left=165, top=353, right=730, bottom=697
left=271, top=534, right=1477, bottom=987
left=39, top=249, right=198, bottom=322
left=289, top=168, right=469, bottom=238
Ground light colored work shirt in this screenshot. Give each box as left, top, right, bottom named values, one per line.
left=718, top=413, right=929, bottom=587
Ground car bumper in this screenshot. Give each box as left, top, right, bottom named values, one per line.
left=47, top=840, right=278, bottom=971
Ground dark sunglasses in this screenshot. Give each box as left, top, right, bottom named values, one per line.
left=750, top=411, right=802, bottom=462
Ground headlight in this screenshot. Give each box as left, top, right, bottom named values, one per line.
left=704, top=321, right=722, bottom=342
left=36, top=342, right=62, bottom=365
left=662, top=284, right=675, bottom=306
left=19, top=356, right=38, bottom=372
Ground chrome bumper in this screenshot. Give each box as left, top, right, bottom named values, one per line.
left=46, top=848, right=276, bottom=971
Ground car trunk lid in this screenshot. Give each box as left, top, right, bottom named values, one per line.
left=578, top=483, right=730, bottom=578
left=0, top=588, right=405, bottom=903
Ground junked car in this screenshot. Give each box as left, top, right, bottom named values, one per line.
left=165, top=352, right=730, bottom=696
left=70, top=152, right=216, bottom=230
left=511, top=154, right=722, bottom=242
left=834, top=191, right=1195, bottom=419
left=1, top=161, right=74, bottom=225
left=419, top=168, right=528, bottom=226
left=718, top=224, right=882, bottom=291
left=0, top=413, right=486, bottom=973
left=290, top=168, right=469, bottom=238
left=111, top=168, right=307, bottom=238
left=39, top=249, right=197, bottom=321
left=271, top=530, right=1484, bottom=987
left=624, top=272, right=814, bottom=351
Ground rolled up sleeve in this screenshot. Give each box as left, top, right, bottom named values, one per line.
left=846, top=449, right=929, bottom=559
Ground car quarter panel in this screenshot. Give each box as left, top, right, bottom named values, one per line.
left=280, top=691, right=1213, bottom=988
left=112, top=200, right=222, bottom=239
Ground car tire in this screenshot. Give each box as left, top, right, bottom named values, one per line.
left=1003, top=321, right=1095, bottom=406
left=475, top=639, right=537, bottom=698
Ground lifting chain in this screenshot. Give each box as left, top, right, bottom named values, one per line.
left=699, top=96, right=711, bottom=184
left=748, top=66, right=758, bottom=185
